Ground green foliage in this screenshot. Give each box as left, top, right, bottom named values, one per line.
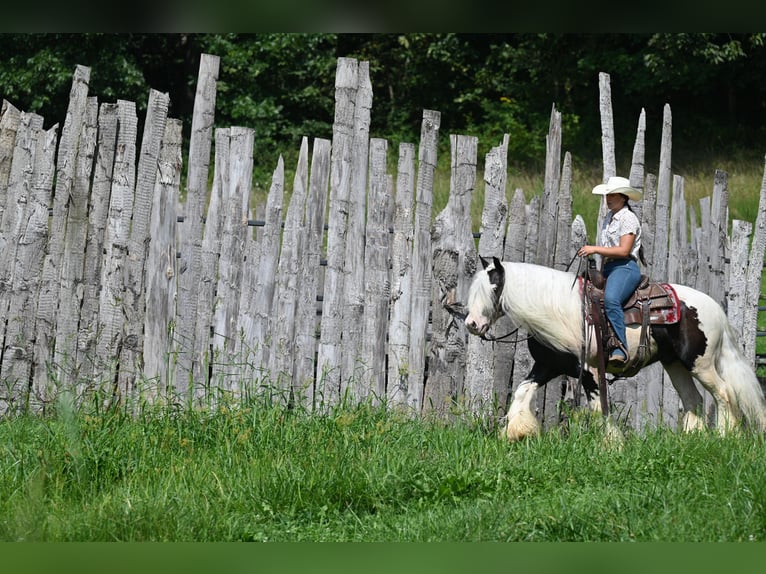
left=1, top=399, right=765, bottom=541
left=4, top=33, right=766, bottom=179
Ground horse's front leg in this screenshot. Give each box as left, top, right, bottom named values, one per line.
left=503, top=381, right=541, bottom=441
left=502, top=338, right=564, bottom=441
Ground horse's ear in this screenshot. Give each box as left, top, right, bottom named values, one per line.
left=492, top=257, right=504, bottom=275
left=480, top=255, right=490, bottom=270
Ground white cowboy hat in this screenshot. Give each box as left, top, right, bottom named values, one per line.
left=592, top=176, right=642, bottom=201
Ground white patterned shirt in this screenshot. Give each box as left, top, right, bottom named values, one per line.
left=600, top=206, right=641, bottom=261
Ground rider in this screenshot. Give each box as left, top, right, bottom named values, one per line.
left=577, top=176, right=643, bottom=368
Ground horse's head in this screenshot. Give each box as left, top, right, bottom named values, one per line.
left=465, top=256, right=505, bottom=336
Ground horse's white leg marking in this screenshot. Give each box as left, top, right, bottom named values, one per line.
left=502, top=381, right=540, bottom=441
left=691, top=355, right=739, bottom=433
left=663, top=361, right=707, bottom=432
left=580, top=366, right=624, bottom=448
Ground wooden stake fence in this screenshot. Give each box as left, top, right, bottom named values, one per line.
left=0, top=56, right=765, bottom=431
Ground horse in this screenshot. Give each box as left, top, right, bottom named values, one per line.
left=464, top=256, right=766, bottom=440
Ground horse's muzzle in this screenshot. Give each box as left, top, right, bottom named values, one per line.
left=465, top=317, right=489, bottom=337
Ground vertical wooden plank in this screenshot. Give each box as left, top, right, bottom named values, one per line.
left=192, top=128, right=230, bottom=402
left=553, top=152, right=573, bottom=271
left=727, top=220, right=752, bottom=340
left=465, top=135, right=508, bottom=416
left=94, top=100, right=138, bottom=404
left=0, top=113, right=46, bottom=414
left=424, top=134, right=477, bottom=417
left=249, top=157, right=284, bottom=386
left=2, top=121, right=56, bottom=401
left=32, top=64, right=91, bottom=410
left=709, top=170, right=730, bottom=310
left=599, top=72, right=617, bottom=181
left=501, top=189, right=529, bottom=411
left=387, top=142, right=416, bottom=409
left=407, top=109, right=440, bottom=414
left=143, top=118, right=182, bottom=400
left=341, top=60, right=372, bottom=394
left=317, top=57, right=358, bottom=410
left=77, top=103, right=117, bottom=392
left=270, top=138, right=310, bottom=401
left=619, top=111, right=648, bottom=426
left=524, top=197, right=540, bottom=265
left=596, top=72, right=617, bottom=244
left=117, top=89, right=169, bottom=406
left=696, top=196, right=712, bottom=295
left=652, top=104, right=673, bottom=282
left=686, top=204, right=700, bottom=287
left=0, top=101, right=21, bottom=215
left=293, top=137, right=331, bottom=408
left=629, top=108, right=646, bottom=221
left=210, top=126, right=253, bottom=393
left=360, top=137, right=390, bottom=404
left=175, top=53, right=219, bottom=400
left=547, top=152, right=574, bottom=425
left=53, top=97, right=99, bottom=387
left=536, top=106, right=561, bottom=268
left=640, top=173, right=658, bottom=280
left=0, top=113, right=43, bottom=358
left=565, top=215, right=590, bottom=409
left=742, top=155, right=766, bottom=365
left=667, top=175, right=686, bottom=284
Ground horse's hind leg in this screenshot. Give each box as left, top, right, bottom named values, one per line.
left=691, top=359, right=741, bottom=433
left=663, top=360, right=707, bottom=431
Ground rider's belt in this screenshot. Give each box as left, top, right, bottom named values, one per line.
left=603, top=256, right=636, bottom=264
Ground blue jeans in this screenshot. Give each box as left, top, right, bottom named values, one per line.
left=602, top=258, right=641, bottom=357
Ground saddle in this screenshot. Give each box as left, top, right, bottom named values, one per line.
left=581, top=263, right=681, bottom=376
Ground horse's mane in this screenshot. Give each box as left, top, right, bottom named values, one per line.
left=496, top=262, right=584, bottom=354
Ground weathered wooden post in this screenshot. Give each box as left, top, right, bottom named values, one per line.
left=407, top=109, right=440, bottom=414
left=742, top=156, right=766, bottom=365
left=424, top=134, right=477, bottom=417
left=192, top=128, right=230, bottom=400
left=211, top=126, right=253, bottom=393
left=0, top=111, right=52, bottom=414
left=464, top=135, right=509, bottom=416
left=341, top=60, right=372, bottom=395
left=317, top=57, right=358, bottom=410
left=117, top=89, right=169, bottom=405
left=33, top=64, right=91, bottom=410
left=143, top=118, right=183, bottom=399
left=293, top=137, right=331, bottom=409
left=271, top=138, right=310, bottom=401
left=77, top=103, right=118, bottom=399
left=175, top=53, right=219, bottom=401
left=387, top=143, right=416, bottom=409
left=53, top=97, right=99, bottom=389
left=360, top=137, right=391, bottom=404
left=93, top=100, right=137, bottom=405
left=245, top=157, right=284, bottom=391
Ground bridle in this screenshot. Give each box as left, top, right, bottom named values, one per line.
left=441, top=275, right=529, bottom=345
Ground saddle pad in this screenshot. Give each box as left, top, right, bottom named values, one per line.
left=641, top=282, right=681, bottom=325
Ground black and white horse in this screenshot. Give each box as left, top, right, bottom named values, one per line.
left=464, top=257, right=766, bottom=440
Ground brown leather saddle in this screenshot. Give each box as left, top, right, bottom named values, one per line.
left=581, top=264, right=681, bottom=376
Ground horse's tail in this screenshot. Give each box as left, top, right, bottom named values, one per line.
left=718, top=322, right=766, bottom=431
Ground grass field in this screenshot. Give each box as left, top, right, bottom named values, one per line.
left=1, top=397, right=764, bottom=542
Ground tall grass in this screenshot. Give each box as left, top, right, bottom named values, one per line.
left=1, top=397, right=764, bottom=541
